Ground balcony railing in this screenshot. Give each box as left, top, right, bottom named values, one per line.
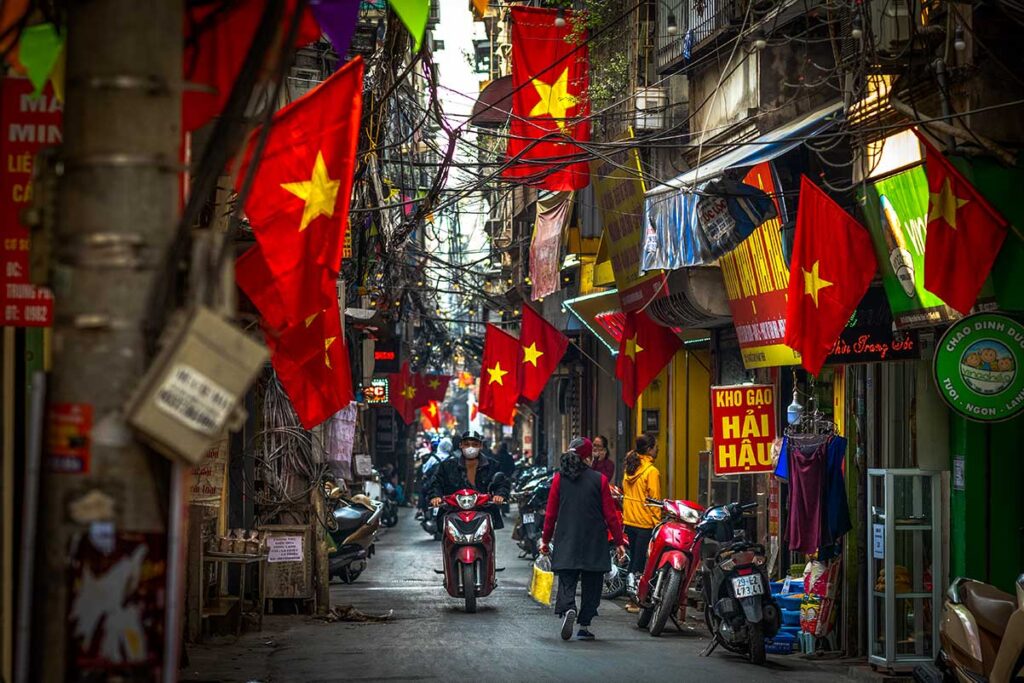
left=658, top=0, right=750, bottom=72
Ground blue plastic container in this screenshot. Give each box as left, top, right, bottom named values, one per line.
left=765, top=631, right=798, bottom=654
left=769, top=581, right=786, bottom=594
left=777, top=594, right=804, bottom=611
left=781, top=608, right=801, bottom=626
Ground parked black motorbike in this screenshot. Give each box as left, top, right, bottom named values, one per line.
left=381, top=479, right=400, bottom=528
left=323, top=480, right=382, bottom=583
left=512, top=475, right=551, bottom=559
left=697, top=501, right=780, bottom=665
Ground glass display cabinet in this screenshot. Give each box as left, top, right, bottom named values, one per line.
left=867, top=469, right=942, bottom=672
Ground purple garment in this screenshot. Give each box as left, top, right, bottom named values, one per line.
left=591, top=457, right=615, bottom=483
left=310, top=0, right=359, bottom=61
left=787, top=439, right=828, bottom=554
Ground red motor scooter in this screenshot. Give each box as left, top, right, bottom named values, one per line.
left=438, top=488, right=500, bottom=613
left=636, top=497, right=705, bottom=636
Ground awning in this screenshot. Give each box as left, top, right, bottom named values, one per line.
left=645, top=101, right=844, bottom=196
left=563, top=289, right=624, bottom=355
left=469, top=75, right=513, bottom=128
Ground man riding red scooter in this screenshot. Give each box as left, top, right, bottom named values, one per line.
left=426, top=432, right=510, bottom=612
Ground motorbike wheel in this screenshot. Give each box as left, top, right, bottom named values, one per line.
left=637, top=605, right=654, bottom=629
left=602, top=569, right=626, bottom=600
left=462, top=563, right=477, bottom=614
left=748, top=622, right=766, bottom=665
left=340, top=565, right=364, bottom=584
left=649, top=568, right=682, bottom=637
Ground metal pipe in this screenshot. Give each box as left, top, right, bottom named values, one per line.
left=933, top=58, right=957, bottom=150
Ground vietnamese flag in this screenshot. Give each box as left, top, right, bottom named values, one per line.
left=519, top=305, right=569, bottom=401
left=416, top=373, right=451, bottom=403
left=268, top=304, right=353, bottom=429
left=784, top=176, right=877, bottom=375
left=915, top=132, right=1009, bottom=314
left=388, top=362, right=425, bottom=425
left=503, top=6, right=590, bottom=191
left=420, top=400, right=442, bottom=431
left=235, top=56, right=364, bottom=329
left=479, top=324, right=522, bottom=425
left=616, top=311, right=680, bottom=408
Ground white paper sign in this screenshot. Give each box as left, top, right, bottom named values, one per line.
left=953, top=455, right=965, bottom=491
left=872, top=523, right=885, bottom=559
left=267, top=535, right=304, bottom=563
left=156, top=364, right=235, bottom=435
left=353, top=454, right=373, bottom=477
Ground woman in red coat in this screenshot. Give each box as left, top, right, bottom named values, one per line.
left=590, top=434, right=615, bottom=483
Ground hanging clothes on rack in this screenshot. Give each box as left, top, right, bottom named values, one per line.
left=777, top=433, right=852, bottom=556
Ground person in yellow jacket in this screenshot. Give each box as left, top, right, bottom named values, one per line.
left=621, top=433, right=661, bottom=612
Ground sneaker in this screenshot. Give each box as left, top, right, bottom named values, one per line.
left=576, top=628, right=595, bottom=641
left=624, top=602, right=641, bottom=614
left=561, top=609, right=577, bottom=641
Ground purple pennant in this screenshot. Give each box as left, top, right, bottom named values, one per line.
left=310, top=0, right=360, bottom=62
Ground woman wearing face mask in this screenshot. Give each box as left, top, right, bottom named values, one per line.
left=620, top=433, right=661, bottom=613
left=589, top=435, right=615, bottom=482
left=426, top=432, right=509, bottom=520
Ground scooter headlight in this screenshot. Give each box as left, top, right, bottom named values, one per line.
left=680, top=506, right=701, bottom=524
left=445, top=516, right=491, bottom=543
left=456, top=493, right=479, bottom=510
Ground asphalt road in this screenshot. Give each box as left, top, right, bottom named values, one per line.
left=184, top=507, right=861, bottom=682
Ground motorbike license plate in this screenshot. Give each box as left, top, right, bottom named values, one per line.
left=732, top=574, right=764, bottom=598
left=522, top=513, right=535, bottom=524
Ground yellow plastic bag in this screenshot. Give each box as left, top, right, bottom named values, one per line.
left=529, top=554, right=554, bottom=606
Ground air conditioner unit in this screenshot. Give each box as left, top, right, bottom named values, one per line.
left=870, top=0, right=917, bottom=56
left=635, top=86, right=668, bottom=130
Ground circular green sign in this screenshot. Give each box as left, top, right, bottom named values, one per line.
left=933, top=312, right=1024, bottom=422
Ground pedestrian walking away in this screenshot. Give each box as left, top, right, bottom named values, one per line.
left=590, top=434, right=615, bottom=483
left=540, top=437, right=625, bottom=641
left=621, top=433, right=661, bottom=613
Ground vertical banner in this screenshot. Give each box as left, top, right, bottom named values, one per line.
left=592, top=133, right=665, bottom=312
left=718, top=163, right=798, bottom=369
left=711, top=384, right=776, bottom=475
left=529, top=191, right=571, bottom=301
left=858, top=165, right=961, bottom=328
left=0, top=77, right=60, bottom=326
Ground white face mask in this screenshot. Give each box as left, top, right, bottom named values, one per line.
left=463, top=446, right=480, bottom=459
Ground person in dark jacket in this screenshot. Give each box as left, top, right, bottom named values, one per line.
left=590, top=435, right=615, bottom=483
left=540, top=437, right=626, bottom=641
left=426, top=431, right=509, bottom=527
left=495, top=441, right=516, bottom=476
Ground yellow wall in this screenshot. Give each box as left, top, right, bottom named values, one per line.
left=635, top=348, right=712, bottom=502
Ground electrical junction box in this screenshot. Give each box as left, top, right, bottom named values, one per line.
left=125, top=306, right=268, bottom=464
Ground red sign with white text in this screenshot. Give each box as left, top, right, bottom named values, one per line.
left=711, top=384, right=777, bottom=475
left=1, top=77, right=61, bottom=326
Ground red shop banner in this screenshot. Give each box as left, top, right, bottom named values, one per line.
left=1, top=77, right=61, bottom=327
left=711, top=384, right=777, bottom=475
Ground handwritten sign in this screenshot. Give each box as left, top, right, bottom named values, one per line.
left=267, top=535, right=304, bottom=563
left=711, top=384, right=776, bottom=475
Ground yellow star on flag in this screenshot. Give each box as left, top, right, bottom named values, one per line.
left=486, top=361, right=509, bottom=385
left=929, top=178, right=969, bottom=230
left=522, top=342, right=544, bottom=367
left=428, top=378, right=441, bottom=390
left=401, top=384, right=416, bottom=400
left=529, top=68, right=578, bottom=130
left=428, top=402, right=438, bottom=417
left=624, top=334, right=643, bottom=361
left=802, top=260, right=833, bottom=308
left=324, top=336, right=337, bottom=369
left=281, top=151, right=341, bottom=232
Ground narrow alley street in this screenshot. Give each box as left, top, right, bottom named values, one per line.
left=184, top=509, right=860, bottom=683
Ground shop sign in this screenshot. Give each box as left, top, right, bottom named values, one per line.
left=361, top=377, right=389, bottom=404
left=47, top=402, right=93, bottom=474
left=0, top=77, right=60, bottom=327
left=718, top=163, right=800, bottom=369
left=711, top=384, right=776, bottom=475
left=933, top=312, right=1024, bottom=422
left=826, top=287, right=919, bottom=364
left=592, top=133, right=665, bottom=312
left=859, top=165, right=974, bottom=329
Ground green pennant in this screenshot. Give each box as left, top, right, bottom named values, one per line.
left=19, top=23, right=64, bottom=96
left=387, top=0, right=429, bottom=52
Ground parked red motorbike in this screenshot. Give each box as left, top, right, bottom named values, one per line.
left=636, top=497, right=705, bottom=636
left=438, top=488, right=500, bottom=613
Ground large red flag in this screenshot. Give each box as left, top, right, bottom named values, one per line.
left=388, top=362, right=426, bottom=425
left=479, top=324, right=522, bottom=426
left=519, top=305, right=569, bottom=401
left=184, top=0, right=321, bottom=132
left=915, top=132, right=1009, bottom=314
left=784, top=176, right=877, bottom=375
left=268, top=304, right=353, bottom=429
left=235, top=56, right=363, bottom=328
left=416, top=374, right=451, bottom=403
left=503, top=6, right=590, bottom=191
left=616, top=311, right=680, bottom=408
left=420, top=400, right=442, bottom=431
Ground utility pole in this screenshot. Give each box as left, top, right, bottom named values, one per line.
left=34, top=1, right=182, bottom=680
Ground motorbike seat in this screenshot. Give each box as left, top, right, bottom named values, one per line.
left=962, top=581, right=1017, bottom=638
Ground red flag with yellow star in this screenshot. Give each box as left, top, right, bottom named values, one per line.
left=388, top=362, right=425, bottom=425
left=915, top=132, right=1009, bottom=314
left=416, top=374, right=451, bottom=403
left=267, top=303, right=353, bottom=430
left=479, top=324, right=522, bottom=426
left=615, top=310, right=680, bottom=408
left=785, top=176, right=877, bottom=375
left=420, top=400, right=442, bottom=431
left=519, top=305, right=569, bottom=401
left=236, top=55, right=363, bottom=329
left=503, top=6, right=590, bottom=191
